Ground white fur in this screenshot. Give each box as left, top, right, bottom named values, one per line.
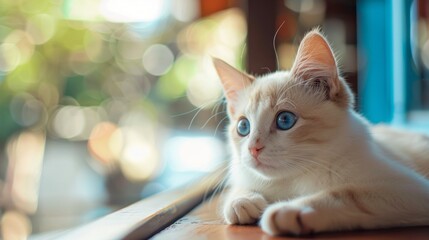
left=216, top=30, right=429, bottom=236
left=224, top=97, right=429, bottom=234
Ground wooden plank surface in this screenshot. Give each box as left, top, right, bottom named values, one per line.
left=56, top=170, right=225, bottom=240
left=152, top=194, right=429, bottom=240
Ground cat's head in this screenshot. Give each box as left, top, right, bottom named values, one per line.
left=213, top=29, right=354, bottom=179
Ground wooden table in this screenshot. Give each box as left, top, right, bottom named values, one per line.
left=151, top=195, right=429, bottom=240
left=58, top=169, right=429, bottom=240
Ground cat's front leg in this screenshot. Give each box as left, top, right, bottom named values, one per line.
left=260, top=202, right=320, bottom=236
left=222, top=188, right=268, bottom=224
left=260, top=186, right=429, bottom=236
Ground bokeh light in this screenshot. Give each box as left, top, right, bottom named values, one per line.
left=0, top=43, right=21, bottom=72
left=1, top=210, right=32, bottom=240
left=99, top=0, right=167, bottom=23
left=117, top=35, right=146, bottom=61
left=186, top=57, right=223, bottom=108
left=156, top=54, right=197, bottom=100
left=6, top=51, right=42, bottom=92
left=69, top=51, right=96, bottom=75
left=6, top=131, right=46, bottom=214
left=113, top=127, right=161, bottom=182
left=142, top=44, right=175, bottom=76
left=10, top=93, right=46, bottom=128
left=62, top=0, right=100, bottom=21
left=4, top=30, right=35, bottom=66
left=0, top=1, right=246, bottom=236
left=36, top=82, right=60, bottom=108
left=88, top=122, right=118, bottom=172
left=165, top=136, right=224, bottom=172
left=172, top=0, right=200, bottom=22
left=84, top=31, right=112, bottom=63
left=25, top=14, right=56, bottom=45
left=51, top=106, right=86, bottom=139
left=174, top=8, right=246, bottom=108
left=50, top=106, right=106, bottom=141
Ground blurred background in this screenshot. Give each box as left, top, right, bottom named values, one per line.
left=0, top=0, right=428, bottom=239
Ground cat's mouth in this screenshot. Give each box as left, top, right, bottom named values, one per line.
left=250, top=157, right=273, bottom=170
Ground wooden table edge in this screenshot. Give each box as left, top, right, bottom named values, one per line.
left=55, top=168, right=225, bottom=240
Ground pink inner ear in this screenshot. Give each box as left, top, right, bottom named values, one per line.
left=212, top=58, right=254, bottom=115
left=291, top=31, right=338, bottom=80
left=291, top=30, right=340, bottom=96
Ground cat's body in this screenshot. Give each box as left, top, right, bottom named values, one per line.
left=213, top=29, right=429, bottom=236
left=373, top=125, right=429, bottom=176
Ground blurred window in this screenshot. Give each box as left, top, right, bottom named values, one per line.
left=358, top=0, right=429, bottom=132
left=0, top=0, right=243, bottom=237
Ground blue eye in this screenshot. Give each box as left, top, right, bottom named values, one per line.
left=276, top=111, right=297, bottom=130
left=237, top=117, right=250, bottom=136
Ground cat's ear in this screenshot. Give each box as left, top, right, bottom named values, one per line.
left=291, top=29, right=348, bottom=105
left=213, top=58, right=254, bottom=115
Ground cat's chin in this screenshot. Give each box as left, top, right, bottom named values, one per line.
left=246, top=158, right=276, bottom=175
left=245, top=158, right=300, bottom=180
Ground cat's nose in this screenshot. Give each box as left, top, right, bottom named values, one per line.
left=249, top=145, right=264, bottom=158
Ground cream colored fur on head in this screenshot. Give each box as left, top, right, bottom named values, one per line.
left=213, top=29, right=429, bottom=236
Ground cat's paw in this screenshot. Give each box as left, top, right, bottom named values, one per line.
left=223, top=193, right=268, bottom=225
left=260, top=203, right=316, bottom=236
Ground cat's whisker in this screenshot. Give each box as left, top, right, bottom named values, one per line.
left=275, top=98, right=297, bottom=109
left=188, top=107, right=206, bottom=130
left=211, top=97, right=226, bottom=115
left=213, top=100, right=224, bottom=117
left=214, top=116, right=229, bottom=136
left=273, top=21, right=285, bottom=70
left=278, top=81, right=304, bottom=94
left=287, top=157, right=344, bottom=181
left=187, top=97, right=224, bottom=130
left=208, top=169, right=230, bottom=205
left=173, top=97, right=222, bottom=118
left=240, top=42, right=247, bottom=68
left=285, top=162, right=314, bottom=176
left=289, top=160, right=326, bottom=178
left=201, top=111, right=227, bottom=130
left=273, top=146, right=343, bottom=157
left=261, top=67, right=272, bottom=73
left=240, top=42, right=248, bottom=90
left=275, top=81, right=307, bottom=108
left=171, top=105, right=204, bottom=118
left=206, top=162, right=245, bottom=209
left=204, top=165, right=230, bottom=204
left=277, top=161, right=312, bottom=177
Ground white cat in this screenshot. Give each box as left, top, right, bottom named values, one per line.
left=213, top=29, right=429, bottom=236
